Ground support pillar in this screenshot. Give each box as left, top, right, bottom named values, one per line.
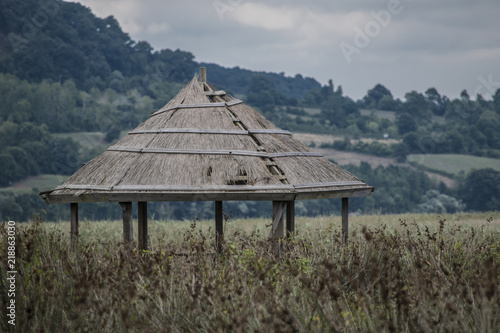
left=119, top=202, right=133, bottom=244
left=215, top=201, right=223, bottom=253
left=271, top=201, right=286, bottom=256
left=70, top=203, right=78, bottom=243
left=342, top=197, right=349, bottom=245
left=286, top=200, right=295, bottom=238
left=138, top=202, right=148, bottom=250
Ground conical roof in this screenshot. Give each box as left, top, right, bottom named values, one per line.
left=41, top=74, right=373, bottom=204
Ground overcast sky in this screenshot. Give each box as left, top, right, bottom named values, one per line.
left=70, top=0, right=500, bottom=101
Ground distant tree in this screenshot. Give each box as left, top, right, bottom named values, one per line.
left=0, top=152, right=19, bottom=186
left=378, top=94, right=398, bottom=111
left=477, top=110, right=500, bottom=149
left=425, top=87, right=447, bottom=116
left=402, top=91, right=432, bottom=121
left=246, top=74, right=290, bottom=112
left=441, top=129, right=466, bottom=153
left=416, top=190, right=464, bottom=214
left=460, top=89, right=470, bottom=101
left=493, top=88, right=500, bottom=116
left=393, top=143, right=410, bottom=163
left=402, top=132, right=420, bottom=152
left=363, top=84, right=393, bottom=109
left=105, top=127, right=121, bottom=142
left=460, top=168, right=500, bottom=212
left=396, top=113, right=418, bottom=135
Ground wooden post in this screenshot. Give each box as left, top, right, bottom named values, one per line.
left=215, top=201, right=223, bottom=253
left=200, top=67, right=207, bottom=83
left=70, top=203, right=78, bottom=243
left=342, top=198, right=349, bottom=245
left=120, top=202, right=133, bottom=244
left=286, top=200, right=295, bottom=238
left=271, top=201, right=285, bottom=256
left=138, top=202, right=148, bottom=251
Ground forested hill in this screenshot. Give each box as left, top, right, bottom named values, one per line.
left=0, top=0, right=320, bottom=98
left=1, top=0, right=500, bottom=222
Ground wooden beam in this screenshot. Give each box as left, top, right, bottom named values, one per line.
left=70, top=203, right=78, bottom=243
left=42, top=186, right=375, bottom=204
left=271, top=201, right=286, bottom=256
left=271, top=201, right=285, bottom=238
left=342, top=198, right=349, bottom=245
left=215, top=201, right=223, bottom=253
left=286, top=200, right=295, bottom=238
left=138, top=202, right=148, bottom=251
left=120, top=202, right=133, bottom=244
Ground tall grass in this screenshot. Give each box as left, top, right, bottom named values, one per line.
left=1, top=213, right=499, bottom=332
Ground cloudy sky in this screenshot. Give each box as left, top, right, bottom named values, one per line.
left=70, top=0, right=500, bottom=101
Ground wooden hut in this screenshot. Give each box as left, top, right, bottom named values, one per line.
left=40, top=68, right=373, bottom=251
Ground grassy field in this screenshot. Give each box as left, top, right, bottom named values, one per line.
left=408, top=154, right=500, bottom=176
left=1, top=213, right=499, bottom=332
left=360, top=109, right=445, bottom=124
left=293, top=133, right=400, bottom=146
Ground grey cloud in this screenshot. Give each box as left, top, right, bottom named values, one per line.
left=75, top=0, right=500, bottom=100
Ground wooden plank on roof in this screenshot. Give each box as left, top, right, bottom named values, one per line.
left=56, top=185, right=113, bottom=191
left=226, top=99, right=243, bottom=106
left=128, top=129, right=292, bottom=135
left=106, top=146, right=324, bottom=158
left=151, top=100, right=244, bottom=116
left=141, top=148, right=268, bottom=157
left=107, top=146, right=142, bottom=153
left=248, top=129, right=292, bottom=135
left=294, top=187, right=374, bottom=200
left=269, top=152, right=323, bottom=158
left=129, top=128, right=248, bottom=135
left=293, top=181, right=366, bottom=189
left=112, top=184, right=295, bottom=191
left=205, top=90, right=226, bottom=96
left=44, top=191, right=297, bottom=203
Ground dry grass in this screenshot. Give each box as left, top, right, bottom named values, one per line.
left=1, top=213, right=499, bottom=332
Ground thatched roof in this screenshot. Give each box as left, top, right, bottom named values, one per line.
left=41, top=73, right=373, bottom=204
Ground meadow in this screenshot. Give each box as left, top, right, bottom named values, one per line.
left=1, top=212, right=499, bottom=332
left=408, top=154, right=500, bottom=177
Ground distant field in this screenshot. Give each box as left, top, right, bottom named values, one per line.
left=0, top=174, right=66, bottom=193
left=360, top=109, right=445, bottom=124
left=317, top=148, right=457, bottom=187
left=408, top=154, right=500, bottom=176
left=303, top=107, right=321, bottom=115
left=360, top=109, right=397, bottom=121
left=293, top=133, right=400, bottom=146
